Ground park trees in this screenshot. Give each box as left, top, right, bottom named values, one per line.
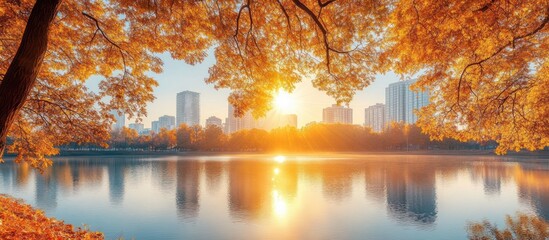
left=387, top=0, right=549, bottom=153
left=0, top=0, right=547, bottom=169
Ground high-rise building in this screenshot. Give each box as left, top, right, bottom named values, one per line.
left=139, top=128, right=152, bottom=136
left=159, top=115, right=176, bottom=130
left=385, top=79, right=429, bottom=125
left=405, top=84, right=430, bottom=124
left=128, top=123, right=144, bottom=133
left=385, top=81, right=407, bottom=123
left=226, top=104, right=263, bottom=134
left=365, top=103, right=385, bottom=132
left=205, top=116, right=223, bottom=128
left=279, top=114, right=297, bottom=128
left=323, top=104, right=353, bottom=124
left=176, top=91, right=200, bottom=127
left=110, top=110, right=126, bottom=131
left=151, top=121, right=160, bottom=133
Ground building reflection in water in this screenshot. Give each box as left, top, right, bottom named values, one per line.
left=108, top=160, right=126, bottom=205
left=319, top=163, right=355, bottom=202
left=515, top=163, right=549, bottom=221
left=227, top=159, right=298, bottom=220
left=35, top=169, right=58, bottom=210
left=151, top=160, right=177, bottom=192
left=176, top=160, right=200, bottom=220
left=0, top=154, right=548, bottom=231
left=363, top=160, right=438, bottom=225
left=228, top=161, right=272, bottom=219
left=364, top=165, right=386, bottom=203
left=204, top=161, right=224, bottom=193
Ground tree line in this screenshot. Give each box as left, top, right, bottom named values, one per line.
left=97, top=122, right=493, bottom=152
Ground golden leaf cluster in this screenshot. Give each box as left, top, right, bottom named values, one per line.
left=0, top=195, right=103, bottom=239
left=1, top=0, right=548, bottom=168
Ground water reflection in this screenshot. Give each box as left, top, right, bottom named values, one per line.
left=228, top=161, right=272, bottom=219
left=176, top=160, right=200, bottom=220
left=515, top=163, right=549, bottom=220
left=0, top=155, right=547, bottom=239
left=35, top=170, right=57, bottom=209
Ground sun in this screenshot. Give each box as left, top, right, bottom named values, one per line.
left=273, top=90, right=295, bottom=113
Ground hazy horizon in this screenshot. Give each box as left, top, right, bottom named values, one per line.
left=88, top=51, right=403, bottom=129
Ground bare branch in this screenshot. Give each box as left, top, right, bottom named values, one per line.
left=82, top=12, right=129, bottom=80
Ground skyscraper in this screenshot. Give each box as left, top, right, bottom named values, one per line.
left=206, top=116, right=223, bottom=128
left=226, top=103, right=262, bottom=134
left=405, top=84, right=430, bottom=124
left=385, top=79, right=429, bottom=125
left=128, top=123, right=144, bottom=133
left=110, top=110, right=125, bottom=131
left=176, top=91, right=200, bottom=127
left=323, top=104, right=353, bottom=124
left=365, top=103, right=385, bottom=132
left=159, top=115, right=176, bottom=130
left=385, top=81, right=407, bottom=123
left=151, top=121, right=160, bottom=133
left=279, top=114, right=297, bottom=128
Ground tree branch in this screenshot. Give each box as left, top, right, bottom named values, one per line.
left=456, top=7, right=549, bottom=105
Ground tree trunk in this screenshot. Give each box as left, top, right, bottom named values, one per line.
left=0, top=0, right=61, bottom=158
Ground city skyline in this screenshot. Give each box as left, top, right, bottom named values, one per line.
left=120, top=76, right=425, bottom=131
left=115, top=52, right=402, bottom=129
left=120, top=79, right=429, bottom=133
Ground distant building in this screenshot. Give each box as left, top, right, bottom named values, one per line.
left=159, top=115, right=176, bottom=130
left=278, top=114, right=297, bottom=128
left=110, top=110, right=125, bottom=131
left=405, top=83, right=429, bottom=124
left=365, top=103, right=385, bottom=132
left=206, top=116, right=223, bottom=128
left=176, top=91, right=200, bottom=127
left=139, top=128, right=152, bottom=136
left=151, top=121, right=160, bottom=133
left=305, top=121, right=318, bottom=127
left=385, top=81, right=407, bottom=123
left=128, top=123, right=144, bottom=133
left=323, top=104, right=353, bottom=124
left=226, top=103, right=263, bottom=134
left=224, top=117, right=230, bottom=133
left=385, top=79, right=429, bottom=125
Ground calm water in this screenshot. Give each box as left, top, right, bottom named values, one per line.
left=0, top=154, right=548, bottom=239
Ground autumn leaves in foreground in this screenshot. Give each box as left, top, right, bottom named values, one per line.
left=0, top=195, right=103, bottom=240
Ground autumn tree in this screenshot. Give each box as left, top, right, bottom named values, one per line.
left=1, top=0, right=548, bottom=169
left=1, top=0, right=392, bottom=169
left=151, top=128, right=176, bottom=150
left=386, top=0, right=549, bottom=153
left=110, top=127, right=138, bottom=149
left=201, top=125, right=226, bottom=151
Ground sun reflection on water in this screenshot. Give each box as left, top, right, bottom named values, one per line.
left=272, top=190, right=288, bottom=217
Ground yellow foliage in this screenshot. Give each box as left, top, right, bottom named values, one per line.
left=0, top=195, right=104, bottom=239
left=0, top=0, right=547, bottom=168
left=467, top=213, right=549, bottom=240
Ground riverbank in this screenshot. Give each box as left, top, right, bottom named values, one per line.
left=0, top=195, right=103, bottom=240
left=52, top=149, right=549, bottom=158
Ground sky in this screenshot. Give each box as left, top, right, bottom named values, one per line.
left=124, top=51, right=401, bottom=128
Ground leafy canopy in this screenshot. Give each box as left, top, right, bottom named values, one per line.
left=0, top=0, right=548, bottom=168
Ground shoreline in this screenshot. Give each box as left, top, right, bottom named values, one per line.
left=3, top=149, right=549, bottom=158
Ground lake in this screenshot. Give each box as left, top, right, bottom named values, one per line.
left=0, top=154, right=548, bottom=239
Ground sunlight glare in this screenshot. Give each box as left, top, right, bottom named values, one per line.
left=274, top=155, right=286, bottom=163
left=272, top=190, right=287, bottom=217
left=274, top=168, right=280, bottom=175
left=273, top=90, right=295, bottom=113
